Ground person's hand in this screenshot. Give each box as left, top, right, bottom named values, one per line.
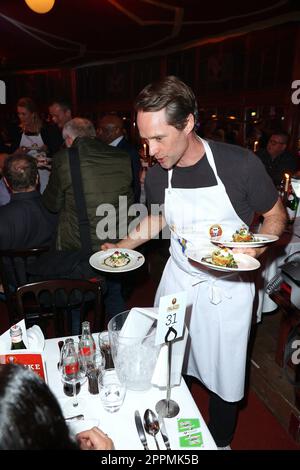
left=76, top=426, right=114, bottom=450
left=232, top=246, right=265, bottom=259
left=101, top=242, right=119, bottom=251
left=36, top=153, right=51, bottom=170
left=14, top=146, right=28, bottom=155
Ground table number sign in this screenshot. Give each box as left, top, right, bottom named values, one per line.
left=155, top=291, right=187, bottom=418
left=155, top=291, right=187, bottom=346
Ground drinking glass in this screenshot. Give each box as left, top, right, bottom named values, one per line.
left=98, top=330, right=114, bottom=369
left=86, top=351, right=105, bottom=395
left=99, top=368, right=126, bottom=413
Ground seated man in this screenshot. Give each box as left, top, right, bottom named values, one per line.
left=0, top=155, right=57, bottom=290
left=0, top=155, right=56, bottom=250
left=256, top=131, right=297, bottom=187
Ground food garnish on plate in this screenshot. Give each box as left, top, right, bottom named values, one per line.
left=232, top=226, right=255, bottom=242
left=104, top=250, right=130, bottom=268
left=210, top=247, right=238, bottom=268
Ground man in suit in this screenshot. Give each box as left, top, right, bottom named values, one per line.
left=97, top=114, right=141, bottom=202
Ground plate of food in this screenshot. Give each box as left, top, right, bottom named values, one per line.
left=89, top=248, right=145, bottom=273
left=211, top=226, right=278, bottom=248
left=186, top=247, right=261, bottom=272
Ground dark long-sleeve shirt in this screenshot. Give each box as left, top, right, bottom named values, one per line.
left=256, top=149, right=298, bottom=187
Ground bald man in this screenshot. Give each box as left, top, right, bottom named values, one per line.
left=97, top=114, right=141, bottom=203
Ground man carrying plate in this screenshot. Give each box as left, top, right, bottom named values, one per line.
left=101, top=76, right=286, bottom=449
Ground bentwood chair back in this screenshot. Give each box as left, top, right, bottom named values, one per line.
left=0, top=247, right=49, bottom=324
left=15, top=279, right=104, bottom=338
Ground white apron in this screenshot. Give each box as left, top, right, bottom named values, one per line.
left=20, top=132, right=50, bottom=193
left=155, top=138, right=255, bottom=401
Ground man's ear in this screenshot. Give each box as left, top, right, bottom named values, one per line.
left=184, top=114, right=195, bottom=135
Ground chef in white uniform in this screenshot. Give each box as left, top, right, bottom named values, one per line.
left=101, top=76, right=286, bottom=448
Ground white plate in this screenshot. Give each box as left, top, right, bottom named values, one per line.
left=89, top=249, right=145, bottom=273
left=186, top=250, right=261, bottom=272
left=210, top=233, right=279, bottom=248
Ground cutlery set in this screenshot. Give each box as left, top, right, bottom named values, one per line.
left=60, top=341, right=171, bottom=449
left=135, top=409, right=171, bottom=450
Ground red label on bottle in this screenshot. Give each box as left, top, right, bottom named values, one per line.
left=65, top=362, right=79, bottom=376
left=80, top=346, right=92, bottom=356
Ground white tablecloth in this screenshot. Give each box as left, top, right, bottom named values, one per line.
left=257, top=218, right=300, bottom=319
left=44, top=336, right=217, bottom=451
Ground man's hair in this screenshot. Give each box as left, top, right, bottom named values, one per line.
left=134, top=75, right=198, bottom=130
left=270, top=130, right=290, bottom=145
left=0, top=364, right=77, bottom=450
left=17, top=97, right=38, bottom=114
left=63, top=117, right=96, bottom=140
left=3, top=155, right=37, bottom=191
left=49, top=99, right=71, bottom=112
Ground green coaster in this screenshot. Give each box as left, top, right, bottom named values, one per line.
left=179, top=432, right=203, bottom=448
left=177, top=418, right=200, bottom=432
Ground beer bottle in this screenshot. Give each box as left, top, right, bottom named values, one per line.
left=10, top=325, right=26, bottom=350
left=285, top=180, right=299, bottom=224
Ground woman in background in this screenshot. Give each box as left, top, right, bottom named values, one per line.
left=10, top=97, right=61, bottom=193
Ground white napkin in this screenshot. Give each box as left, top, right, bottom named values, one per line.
left=119, top=307, right=188, bottom=388
left=151, top=325, right=188, bottom=388
left=118, top=307, right=158, bottom=345
left=27, top=325, right=45, bottom=352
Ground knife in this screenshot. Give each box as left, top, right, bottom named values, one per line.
left=65, top=414, right=84, bottom=421
left=158, top=414, right=171, bottom=450
left=134, top=410, right=149, bottom=450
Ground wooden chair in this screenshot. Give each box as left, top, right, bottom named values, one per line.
left=0, top=247, right=49, bottom=324
left=15, top=279, right=104, bottom=338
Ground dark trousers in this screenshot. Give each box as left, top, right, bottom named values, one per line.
left=184, top=375, right=238, bottom=447
left=104, top=278, right=127, bottom=322
left=208, top=391, right=238, bottom=447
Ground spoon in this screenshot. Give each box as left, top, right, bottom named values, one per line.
left=143, top=409, right=160, bottom=450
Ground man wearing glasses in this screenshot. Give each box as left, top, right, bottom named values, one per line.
left=257, top=131, right=297, bottom=187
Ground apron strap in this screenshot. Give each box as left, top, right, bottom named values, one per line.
left=192, top=274, right=237, bottom=305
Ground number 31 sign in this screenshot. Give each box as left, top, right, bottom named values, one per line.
left=155, top=291, right=187, bottom=346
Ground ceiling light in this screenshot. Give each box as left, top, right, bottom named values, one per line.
left=25, top=0, right=55, bottom=14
